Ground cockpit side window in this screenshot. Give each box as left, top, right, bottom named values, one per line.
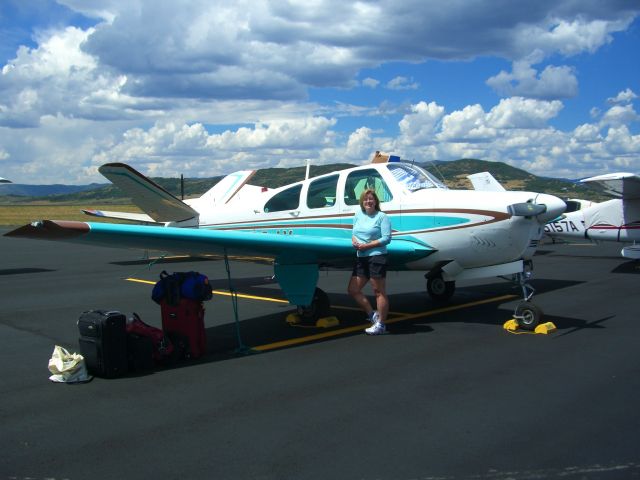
left=264, top=184, right=302, bottom=213
left=306, top=174, right=338, bottom=209
left=344, top=169, right=393, bottom=205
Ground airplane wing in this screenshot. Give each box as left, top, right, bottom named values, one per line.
left=5, top=220, right=432, bottom=263
left=467, top=172, right=506, bottom=192
left=581, top=172, right=640, bottom=200
left=0, top=177, right=11, bottom=184
left=98, top=163, right=199, bottom=222
left=5, top=220, right=434, bottom=305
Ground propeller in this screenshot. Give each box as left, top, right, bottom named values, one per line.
left=508, top=194, right=566, bottom=224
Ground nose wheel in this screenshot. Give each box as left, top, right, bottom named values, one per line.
left=512, top=264, right=543, bottom=330
left=513, top=301, right=543, bottom=330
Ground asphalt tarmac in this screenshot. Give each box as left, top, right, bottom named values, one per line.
left=1, top=228, right=639, bottom=480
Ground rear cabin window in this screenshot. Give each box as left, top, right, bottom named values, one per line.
left=306, top=175, right=338, bottom=209
left=344, top=169, right=393, bottom=206
left=264, top=184, right=302, bottom=213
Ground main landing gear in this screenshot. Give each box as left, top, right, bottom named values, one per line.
left=425, top=272, right=456, bottom=303
left=295, top=287, right=331, bottom=322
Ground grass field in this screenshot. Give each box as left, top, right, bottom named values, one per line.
left=0, top=204, right=141, bottom=227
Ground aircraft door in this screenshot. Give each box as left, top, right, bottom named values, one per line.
left=260, top=184, right=304, bottom=235
left=303, top=174, right=340, bottom=238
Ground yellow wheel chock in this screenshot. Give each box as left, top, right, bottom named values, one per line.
left=503, top=319, right=557, bottom=334
left=286, top=313, right=340, bottom=328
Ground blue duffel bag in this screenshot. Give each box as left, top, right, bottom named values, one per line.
left=151, top=270, right=213, bottom=305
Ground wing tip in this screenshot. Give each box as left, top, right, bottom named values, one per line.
left=4, top=220, right=90, bottom=239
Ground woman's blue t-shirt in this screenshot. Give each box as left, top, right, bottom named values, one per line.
left=352, top=210, right=391, bottom=257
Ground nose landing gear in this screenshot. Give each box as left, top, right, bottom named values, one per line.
left=512, top=262, right=543, bottom=331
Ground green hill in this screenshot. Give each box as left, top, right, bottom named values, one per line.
left=0, top=159, right=608, bottom=205
left=422, top=159, right=606, bottom=200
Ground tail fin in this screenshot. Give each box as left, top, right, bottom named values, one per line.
left=197, top=170, right=257, bottom=206
left=98, top=163, right=198, bottom=223
left=467, top=172, right=506, bottom=192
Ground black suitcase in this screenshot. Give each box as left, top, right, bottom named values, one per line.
left=126, top=333, right=155, bottom=372
left=78, top=310, right=128, bottom=378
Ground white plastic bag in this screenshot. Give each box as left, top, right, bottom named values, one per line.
left=48, top=345, right=92, bottom=383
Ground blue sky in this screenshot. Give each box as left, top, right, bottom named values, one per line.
left=0, top=0, right=638, bottom=184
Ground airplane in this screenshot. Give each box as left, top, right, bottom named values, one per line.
left=543, top=172, right=640, bottom=259
left=4, top=152, right=567, bottom=330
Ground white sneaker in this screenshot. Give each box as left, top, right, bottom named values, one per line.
left=367, top=311, right=379, bottom=324
left=365, top=321, right=386, bottom=335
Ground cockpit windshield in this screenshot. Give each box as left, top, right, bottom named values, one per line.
left=386, top=163, right=447, bottom=192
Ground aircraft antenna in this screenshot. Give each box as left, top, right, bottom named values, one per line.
left=180, top=174, right=184, bottom=200
left=429, top=161, right=447, bottom=184
left=305, top=160, right=311, bottom=180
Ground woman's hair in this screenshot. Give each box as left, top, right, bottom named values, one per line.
left=359, top=189, right=381, bottom=212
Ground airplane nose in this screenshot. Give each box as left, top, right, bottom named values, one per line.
left=534, top=193, right=567, bottom=223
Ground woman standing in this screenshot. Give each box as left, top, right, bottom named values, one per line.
left=348, top=189, right=391, bottom=335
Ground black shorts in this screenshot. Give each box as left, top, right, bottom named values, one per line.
left=352, top=254, right=388, bottom=279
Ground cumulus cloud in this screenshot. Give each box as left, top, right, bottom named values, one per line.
left=607, top=88, right=638, bottom=105
left=487, top=97, right=564, bottom=129
left=86, top=116, right=339, bottom=178
left=361, top=77, right=379, bottom=89
left=345, top=127, right=374, bottom=160
left=600, top=104, right=640, bottom=127
left=390, top=96, right=640, bottom=179
left=513, top=17, right=629, bottom=57
left=438, top=105, right=496, bottom=143
left=398, top=101, right=445, bottom=145
left=386, top=76, right=419, bottom=90
left=486, top=51, right=578, bottom=100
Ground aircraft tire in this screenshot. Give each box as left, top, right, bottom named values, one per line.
left=426, top=274, right=456, bottom=302
left=514, top=301, right=543, bottom=331
left=296, top=287, right=330, bottom=322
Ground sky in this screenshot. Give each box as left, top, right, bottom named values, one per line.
left=0, top=0, right=639, bottom=185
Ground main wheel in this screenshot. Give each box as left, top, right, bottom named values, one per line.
left=514, top=301, right=543, bottom=331
left=296, top=287, right=330, bottom=322
left=426, top=273, right=456, bottom=302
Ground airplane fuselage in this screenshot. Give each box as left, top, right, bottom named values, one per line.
left=194, top=162, right=562, bottom=273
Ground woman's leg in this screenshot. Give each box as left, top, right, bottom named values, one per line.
left=370, top=276, right=388, bottom=323
left=348, top=275, right=374, bottom=316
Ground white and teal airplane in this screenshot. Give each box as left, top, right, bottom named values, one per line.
left=5, top=153, right=566, bottom=329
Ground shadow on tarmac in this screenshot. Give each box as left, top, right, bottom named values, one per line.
left=612, top=260, right=640, bottom=274
left=113, top=275, right=594, bottom=379
left=0, top=267, right=56, bottom=275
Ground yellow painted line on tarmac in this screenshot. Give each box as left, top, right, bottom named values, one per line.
left=125, top=278, right=156, bottom=285
left=124, top=277, right=289, bottom=303
left=211, top=290, right=288, bottom=303
left=252, top=293, right=519, bottom=352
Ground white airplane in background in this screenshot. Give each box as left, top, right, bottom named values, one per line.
left=544, top=172, right=640, bottom=259
left=5, top=152, right=566, bottom=330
